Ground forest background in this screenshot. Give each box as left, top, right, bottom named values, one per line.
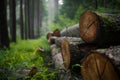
left=0, top=0, right=120, bottom=79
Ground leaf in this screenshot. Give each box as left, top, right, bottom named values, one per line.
left=72, top=64, right=82, bottom=69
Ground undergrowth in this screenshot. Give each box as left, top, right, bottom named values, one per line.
left=0, top=37, right=57, bottom=80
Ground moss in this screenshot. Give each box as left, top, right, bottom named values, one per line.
left=99, top=14, right=116, bottom=33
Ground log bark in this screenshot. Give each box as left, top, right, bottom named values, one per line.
left=49, top=37, right=84, bottom=46
left=81, top=52, right=120, bottom=80
left=60, top=24, right=80, bottom=37
left=92, top=45, right=120, bottom=68
left=51, top=44, right=64, bottom=70
left=79, top=10, right=120, bottom=46
left=61, top=38, right=96, bottom=69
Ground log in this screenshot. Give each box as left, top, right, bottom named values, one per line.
left=81, top=52, right=120, bottom=80
left=51, top=44, right=72, bottom=80
left=61, top=38, right=96, bottom=69
left=46, top=32, right=53, bottom=40
left=79, top=10, right=120, bottom=45
left=50, top=44, right=64, bottom=70
left=49, top=36, right=84, bottom=46
left=46, top=32, right=53, bottom=44
left=92, top=45, right=120, bottom=69
left=53, top=29, right=61, bottom=37
left=60, top=24, right=80, bottom=37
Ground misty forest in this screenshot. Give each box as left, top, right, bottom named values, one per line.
left=0, top=0, right=120, bottom=80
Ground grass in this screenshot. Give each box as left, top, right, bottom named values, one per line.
left=0, top=37, right=57, bottom=80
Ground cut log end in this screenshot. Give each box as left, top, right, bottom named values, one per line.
left=79, top=10, right=100, bottom=43
left=53, top=29, right=61, bottom=37
left=46, top=32, right=53, bottom=40
left=61, top=38, right=70, bottom=69
left=81, top=52, right=120, bottom=80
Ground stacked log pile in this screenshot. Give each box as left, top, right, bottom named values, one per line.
left=46, top=10, right=120, bottom=80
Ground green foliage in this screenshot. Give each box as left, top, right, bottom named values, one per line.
left=50, top=14, right=76, bottom=31
left=0, top=37, right=56, bottom=79
left=96, top=7, right=120, bottom=13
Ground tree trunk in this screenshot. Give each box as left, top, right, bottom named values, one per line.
left=28, top=0, right=34, bottom=39
left=24, top=0, right=29, bottom=39
left=103, top=0, right=106, bottom=8
left=0, top=0, right=10, bottom=48
left=20, top=0, right=24, bottom=39
left=81, top=52, right=120, bottom=80
left=27, top=0, right=30, bottom=39
left=94, top=0, right=98, bottom=9
left=35, top=0, right=41, bottom=38
left=79, top=10, right=120, bottom=46
left=9, top=0, right=16, bottom=42
left=60, top=24, right=80, bottom=37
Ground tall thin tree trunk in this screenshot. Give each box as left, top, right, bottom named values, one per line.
left=24, top=0, right=28, bottom=39
left=28, top=0, right=34, bottom=39
left=36, top=0, right=40, bottom=38
left=39, top=0, right=42, bottom=37
left=94, top=0, right=98, bottom=9
left=54, top=0, right=58, bottom=14
left=28, top=0, right=31, bottom=39
left=20, top=0, right=24, bottom=39
left=0, top=0, right=10, bottom=48
left=103, top=0, right=106, bottom=8
left=9, top=0, right=16, bottom=42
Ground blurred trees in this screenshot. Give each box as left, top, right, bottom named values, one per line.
left=0, top=0, right=120, bottom=49
left=0, top=0, right=10, bottom=48
left=9, top=0, right=16, bottom=42
left=52, top=0, right=120, bottom=31
left=0, top=0, right=46, bottom=48
left=20, top=0, right=24, bottom=39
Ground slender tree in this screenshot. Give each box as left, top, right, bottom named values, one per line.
left=36, top=0, right=40, bottom=38
left=0, top=0, right=10, bottom=48
left=103, top=0, right=106, bottom=8
left=39, top=0, right=43, bottom=37
left=94, top=0, right=98, bottom=9
left=20, top=0, right=24, bottom=39
left=24, top=0, right=29, bottom=39
left=9, top=0, right=16, bottom=42
left=28, top=0, right=35, bottom=39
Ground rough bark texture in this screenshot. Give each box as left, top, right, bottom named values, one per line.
left=79, top=10, right=120, bottom=46
left=92, top=45, right=120, bottom=69
left=61, top=38, right=96, bottom=69
left=81, top=52, right=120, bottom=80
left=49, top=37, right=84, bottom=47
left=61, top=24, right=80, bottom=37
left=51, top=44, right=64, bottom=70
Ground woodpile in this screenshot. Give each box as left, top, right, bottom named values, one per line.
left=46, top=10, right=120, bottom=80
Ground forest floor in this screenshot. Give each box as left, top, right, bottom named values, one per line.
left=1, top=36, right=120, bottom=80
